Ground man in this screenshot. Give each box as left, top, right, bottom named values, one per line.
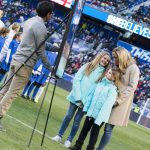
left=0, top=1, right=54, bottom=131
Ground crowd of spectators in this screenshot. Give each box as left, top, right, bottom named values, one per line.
left=122, top=4, right=150, bottom=25
left=86, top=0, right=147, bottom=13
left=86, top=0, right=150, bottom=25
left=134, top=61, right=150, bottom=109
left=0, top=0, right=36, bottom=27
left=65, top=17, right=119, bottom=75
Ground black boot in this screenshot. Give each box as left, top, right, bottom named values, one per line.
left=86, top=145, right=94, bottom=150
left=69, top=144, right=81, bottom=150
left=0, top=117, right=6, bottom=132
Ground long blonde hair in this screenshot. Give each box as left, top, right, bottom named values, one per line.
left=84, top=51, right=111, bottom=82
left=113, top=47, right=135, bottom=72
left=112, top=69, right=121, bottom=87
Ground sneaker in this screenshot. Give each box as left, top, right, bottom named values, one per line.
left=69, top=145, right=81, bottom=150
left=34, top=99, right=38, bottom=103
left=64, top=140, right=71, bottom=148
left=51, top=135, right=62, bottom=142
left=31, top=98, right=35, bottom=102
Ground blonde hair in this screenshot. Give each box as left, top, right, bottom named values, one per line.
left=10, top=23, right=20, bottom=31
left=112, top=69, right=121, bottom=87
left=84, top=51, right=111, bottom=82
left=113, top=47, right=135, bottom=72
left=96, top=64, right=112, bottom=82
left=0, top=27, right=10, bottom=37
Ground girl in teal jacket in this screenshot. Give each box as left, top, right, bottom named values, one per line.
left=70, top=68, right=118, bottom=150
left=51, top=51, right=111, bottom=148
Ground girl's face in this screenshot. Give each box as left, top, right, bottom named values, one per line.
left=99, top=54, right=110, bottom=67
left=105, top=69, right=113, bottom=80
left=112, top=51, right=119, bottom=65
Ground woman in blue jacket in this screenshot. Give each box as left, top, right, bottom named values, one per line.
left=51, top=51, right=111, bottom=148
left=70, top=68, right=118, bottom=150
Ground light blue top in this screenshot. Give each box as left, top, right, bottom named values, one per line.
left=83, top=77, right=118, bottom=126
left=67, top=63, right=105, bottom=106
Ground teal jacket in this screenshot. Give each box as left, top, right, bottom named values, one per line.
left=67, top=63, right=105, bottom=106
left=83, top=77, right=118, bottom=126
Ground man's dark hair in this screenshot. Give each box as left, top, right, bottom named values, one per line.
left=36, top=1, right=54, bottom=18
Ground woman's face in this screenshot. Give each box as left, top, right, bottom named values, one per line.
left=112, top=51, right=119, bottom=65
left=99, top=54, right=110, bottom=67
left=105, top=69, right=113, bottom=80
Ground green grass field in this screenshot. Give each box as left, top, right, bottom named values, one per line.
left=0, top=84, right=150, bottom=150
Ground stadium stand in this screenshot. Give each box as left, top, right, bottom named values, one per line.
left=0, top=0, right=149, bottom=112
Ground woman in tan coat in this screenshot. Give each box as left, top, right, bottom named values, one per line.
left=96, top=47, right=140, bottom=150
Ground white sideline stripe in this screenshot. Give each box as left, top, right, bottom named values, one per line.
left=6, top=114, right=66, bottom=146
left=6, top=114, right=51, bottom=140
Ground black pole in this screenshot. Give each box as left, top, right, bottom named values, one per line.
left=0, top=11, right=71, bottom=91
left=27, top=75, right=53, bottom=147
left=41, top=78, right=57, bottom=146
left=40, top=0, right=86, bottom=146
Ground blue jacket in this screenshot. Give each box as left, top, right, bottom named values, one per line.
left=35, top=51, right=57, bottom=85
left=67, top=63, right=105, bottom=106
left=0, top=36, right=6, bottom=52
left=83, top=77, right=118, bottom=126
left=0, top=39, right=20, bottom=71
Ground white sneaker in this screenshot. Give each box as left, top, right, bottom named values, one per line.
left=64, top=140, right=71, bottom=148
left=51, top=135, right=62, bottom=142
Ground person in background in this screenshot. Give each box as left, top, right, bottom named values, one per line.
left=0, top=32, right=21, bottom=82
left=96, top=47, right=140, bottom=150
left=0, top=23, right=20, bottom=63
left=0, top=27, right=10, bottom=52
left=21, top=59, right=42, bottom=99
left=51, top=51, right=111, bottom=148
left=23, top=51, right=56, bottom=103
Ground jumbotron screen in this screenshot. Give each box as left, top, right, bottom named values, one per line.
left=50, top=0, right=73, bottom=8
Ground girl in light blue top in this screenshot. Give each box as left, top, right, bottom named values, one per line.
left=70, top=68, right=118, bottom=150
left=51, top=51, right=111, bottom=148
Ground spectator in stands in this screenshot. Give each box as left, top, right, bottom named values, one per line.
left=0, top=32, right=21, bottom=82
left=96, top=47, right=140, bottom=150
left=0, top=1, right=54, bottom=131
left=0, top=27, right=9, bottom=52
left=51, top=51, right=111, bottom=148
left=0, top=23, right=20, bottom=63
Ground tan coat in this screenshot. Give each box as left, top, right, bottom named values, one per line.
left=108, top=62, right=140, bottom=126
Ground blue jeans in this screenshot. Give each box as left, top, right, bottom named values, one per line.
left=58, top=102, right=84, bottom=142
left=96, top=123, right=115, bottom=150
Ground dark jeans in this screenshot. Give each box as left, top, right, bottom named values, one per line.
left=58, top=103, right=84, bottom=142
left=75, top=117, right=104, bottom=150
left=96, top=123, right=115, bottom=150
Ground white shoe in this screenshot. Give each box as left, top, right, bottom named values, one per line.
left=51, top=135, right=62, bottom=142
left=64, top=140, right=71, bottom=148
